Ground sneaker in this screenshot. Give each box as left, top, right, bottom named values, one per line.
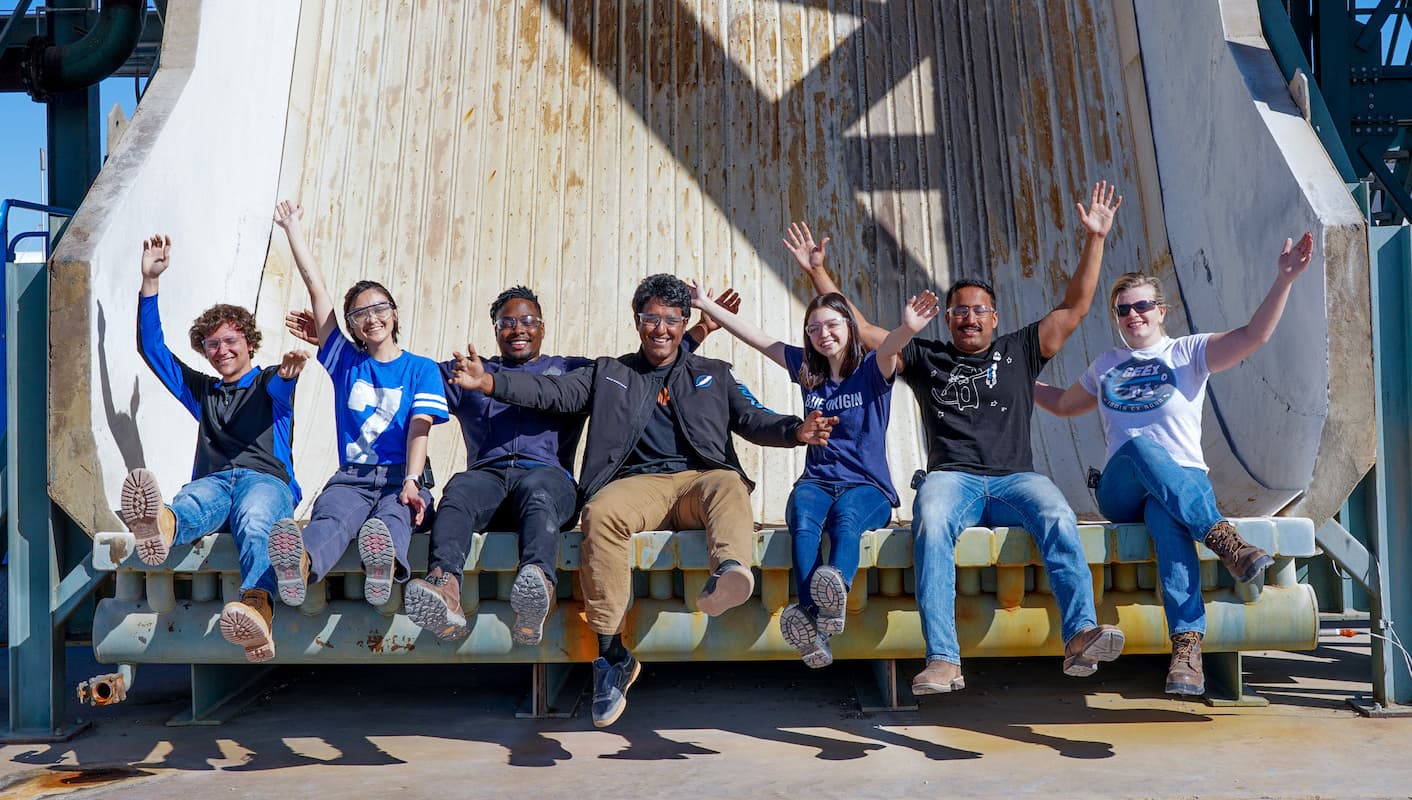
left=509, top=565, right=555, bottom=646
left=358, top=518, right=396, bottom=606
left=267, top=518, right=310, bottom=606
left=696, top=560, right=754, bottom=616
left=591, top=652, right=641, bottom=728
left=1166, top=631, right=1205, bottom=696
left=120, top=468, right=176, bottom=566
left=911, top=659, right=966, bottom=695
left=1203, top=520, right=1274, bottom=584
left=1062, top=624, right=1126, bottom=677
left=809, top=565, right=848, bottom=636
left=404, top=567, right=468, bottom=641
left=219, top=588, right=276, bottom=663
left=779, top=604, right=832, bottom=668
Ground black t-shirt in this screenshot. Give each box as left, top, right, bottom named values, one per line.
left=620, top=361, right=704, bottom=477
left=900, top=321, right=1049, bottom=476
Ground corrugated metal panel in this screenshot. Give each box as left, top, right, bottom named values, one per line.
left=260, top=0, right=1169, bottom=522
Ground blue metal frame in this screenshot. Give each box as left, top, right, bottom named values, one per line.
left=0, top=198, right=75, bottom=261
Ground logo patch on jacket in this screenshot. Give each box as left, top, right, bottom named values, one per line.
left=694, top=374, right=713, bottom=389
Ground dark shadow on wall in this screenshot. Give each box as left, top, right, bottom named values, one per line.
left=96, top=300, right=147, bottom=475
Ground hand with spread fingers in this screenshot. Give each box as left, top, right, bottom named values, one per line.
left=285, top=308, right=320, bottom=346
left=783, top=221, right=830, bottom=279
left=277, top=350, right=311, bottom=379
left=448, top=344, right=492, bottom=393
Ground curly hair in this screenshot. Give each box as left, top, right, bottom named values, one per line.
left=188, top=304, right=262, bottom=355
left=630, top=273, right=692, bottom=319
left=343, top=280, right=399, bottom=350
left=489, top=285, right=541, bottom=320
left=796, top=293, right=863, bottom=390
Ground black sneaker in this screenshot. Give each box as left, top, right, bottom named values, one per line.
left=591, top=653, right=641, bottom=728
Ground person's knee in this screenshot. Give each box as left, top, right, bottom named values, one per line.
left=580, top=498, right=634, bottom=538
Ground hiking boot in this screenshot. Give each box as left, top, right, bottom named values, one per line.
left=809, top=565, right=848, bottom=636
left=779, top=604, right=832, bottom=668
left=219, top=588, right=276, bottom=663
left=591, top=652, right=641, bottom=728
left=912, top=659, right=966, bottom=695
left=405, top=567, right=468, bottom=641
left=696, top=560, right=754, bottom=616
left=1166, top=631, right=1205, bottom=696
left=120, top=468, right=176, bottom=566
left=268, top=518, right=310, bottom=606
left=1062, top=624, right=1125, bottom=677
left=1203, top=520, right=1274, bottom=584
left=357, top=518, right=396, bottom=606
left=509, top=564, right=555, bottom=646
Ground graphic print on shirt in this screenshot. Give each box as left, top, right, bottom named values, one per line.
left=1099, top=356, right=1176, bottom=413
left=931, top=352, right=1009, bottom=414
left=345, top=381, right=402, bottom=463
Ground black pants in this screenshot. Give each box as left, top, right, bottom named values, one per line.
left=428, top=463, right=578, bottom=582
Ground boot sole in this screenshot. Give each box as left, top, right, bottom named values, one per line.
left=1165, top=679, right=1206, bottom=696
left=912, top=674, right=967, bottom=695
left=268, top=519, right=308, bottom=606
left=780, top=606, right=832, bottom=668
left=592, top=658, right=642, bottom=729
left=358, top=518, right=396, bottom=607
left=1232, top=552, right=1275, bottom=584
left=219, top=602, right=275, bottom=663
left=404, top=579, right=468, bottom=641
left=697, top=566, right=754, bottom=616
left=510, top=566, right=551, bottom=646
left=121, top=469, right=170, bottom=566
left=810, top=566, right=848, bottom=637
left=1063, top=627, right=1125, bottom=677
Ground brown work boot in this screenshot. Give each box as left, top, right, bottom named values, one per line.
left=911, top=659, right=965, bottom=695
left=1062, top=624, right=1125, bottom=676
left=404, top=567, right=468, bottom=641
left=1165, top=631, right=1205, bottom=696
left=219, top=588, right=276, bottom=663
left=120, top=468, right=176, bottom=565
left=1203, top=520, right=1274, bottom=584
left=697, top=560, right=755, bottom=616
left=267, top=518, right=311, bottom=606
left=510, top=564, right=556, bottom=646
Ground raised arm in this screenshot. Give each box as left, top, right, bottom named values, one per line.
left=1037, top=181, right=1121, bottom=358
left=140, top=233, right=170, bottom=297
left=874, top=291, right=940, bottom=379
left=273, top=201, right=338, bottom=345
left=684, top=287, right=740, bottom=349
left=1205, top=232, right=1314, bottom=373
left=783, top=221, right=890, bottom=351
left=687, top=280, right=789, bottom=369
left=1034, top=380, right=1099, bottom=418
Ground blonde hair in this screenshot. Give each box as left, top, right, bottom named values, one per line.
left=1108, top=273, right=1167, bottom=339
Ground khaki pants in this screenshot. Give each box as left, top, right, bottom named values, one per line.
left=579, top=469, right=754, bottom=634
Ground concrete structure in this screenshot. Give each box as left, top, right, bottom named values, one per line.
left=48, top=0, right=1370, bottom=536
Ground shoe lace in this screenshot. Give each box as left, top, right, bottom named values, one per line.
left=1172, top=634, right=1201, bottom=662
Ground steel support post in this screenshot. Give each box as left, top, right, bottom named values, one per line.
left=167, top=664, right=278, bottom=727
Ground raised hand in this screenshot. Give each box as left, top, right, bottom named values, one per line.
left=795, top=409, right=839, bottom=446
left=783, top=221, right=830, bottom=276
left=272, top=200, right=303, bottom=232
left=448, top=344, right=491, bottom=393
left=684, top=278, right=706, bottom=307
left=1075, top=180, right=1121, bottom=237
left=141, top=234, right=171, bottom=279
left=902, top=290, right=941, bottom=333
left=285, top=308, right=320, bottom=345
left=1278, top=231, right=1314, bottom=280
left=698, top=287, right=740, bottom=334
left=277, top=349, right=311, bottom=379
left=400, top=482, right=426, bottom=527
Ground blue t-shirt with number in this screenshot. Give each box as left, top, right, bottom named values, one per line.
left=783, top=347, right=898, bottom=506
left=318, top=332, right=449, bottom=465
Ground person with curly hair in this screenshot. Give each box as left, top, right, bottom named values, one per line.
left=120, top=234, right=311, bottom=664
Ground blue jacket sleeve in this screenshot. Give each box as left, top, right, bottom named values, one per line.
left=136, top=294, right=203, bottom=418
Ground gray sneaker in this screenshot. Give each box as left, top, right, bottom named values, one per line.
left=780, top=604, right=833, bottom=668
left=591, top=653, right=641, bottom=728
left=809, top=565, right=848, bottom=636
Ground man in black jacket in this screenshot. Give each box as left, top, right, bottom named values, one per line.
left=450, top=273, right=837, bottom=727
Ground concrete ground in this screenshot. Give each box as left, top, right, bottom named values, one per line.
left=1, top=619, right=1409, bottom=800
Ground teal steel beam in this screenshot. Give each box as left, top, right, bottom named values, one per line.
left=44, top=1, right=101, bottom=212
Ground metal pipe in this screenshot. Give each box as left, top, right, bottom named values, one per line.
left=3, top=0, right=146, bottom=100
left=76, top=663, right=134, bottom=706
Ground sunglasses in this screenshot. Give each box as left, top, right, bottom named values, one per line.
left=1114, top=300, right=1161, bottom=317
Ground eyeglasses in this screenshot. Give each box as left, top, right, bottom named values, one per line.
left=804, top=319, right=847, bottom=337
left=1114, top=300, right=1161, bottom=317
left=947, top=305, right=996, bottom=319
left=637, top=312, right=686, bottom=329
left=347, top=301, right=396, bottom=325
left=495, top=314, right=543, bottom=331
left=201, top=334, right=246, bottom=353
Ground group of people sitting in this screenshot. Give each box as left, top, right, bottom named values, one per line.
left=118, top=182, right=1314, bottom=727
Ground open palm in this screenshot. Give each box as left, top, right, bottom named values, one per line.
left=1075, top=180, right=1121, bottom=236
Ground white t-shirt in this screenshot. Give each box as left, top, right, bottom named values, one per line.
left=1079, top=334, right=1213, bottom=471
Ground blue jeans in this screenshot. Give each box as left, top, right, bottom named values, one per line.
left=169, top=468, right=294, bottom=595
left=785, top=481, right=892, bottom=609
left=912, top=470, right=1097, bottom=664
left=1096, top=437, right=1221, bottom=636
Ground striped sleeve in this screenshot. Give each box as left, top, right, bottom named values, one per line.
left=410, top=357, right=450, bottom=421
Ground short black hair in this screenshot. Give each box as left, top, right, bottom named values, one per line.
left=489, top=285, right=541, bottom=321
left=944, top=278, right=997, bottom=307
left=631, top=273, right=692, bottom=319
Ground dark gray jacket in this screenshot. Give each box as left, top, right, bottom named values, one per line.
left=492, top=350, right=803, bottom=500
